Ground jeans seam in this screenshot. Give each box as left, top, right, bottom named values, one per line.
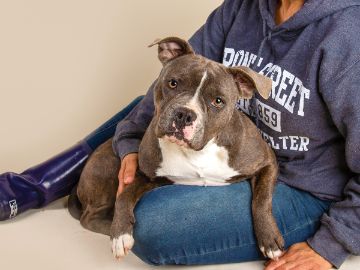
left=282, top=218, right=319, bottom=237
left=159, top=219, right=319, bottom=263
left=161, top=241, right=258, bottom=262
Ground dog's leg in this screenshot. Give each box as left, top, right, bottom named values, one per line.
left=80, top=205, right=113, bottom=236
left=251, top=166, right=284, bottom=260
left=110, top=174, right=172, bottom=260
left=75, top=139, right=118, bottom=235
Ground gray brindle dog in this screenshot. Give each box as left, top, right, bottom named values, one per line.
left=68, top=37, right=284, bottom=261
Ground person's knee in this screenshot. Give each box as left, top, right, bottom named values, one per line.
left=131, top=188, right=176, bottom=265
left=129, top=183, right=255, bottom=265
left=131, top=221, right=166, bottom=265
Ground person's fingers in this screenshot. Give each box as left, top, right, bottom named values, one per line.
left=117, top=160, right=126, bottom=196
left=265, top=257, right=287, bottom=270
left=276, top=261, right=297, bottom=270
left=118, top=159, right=125, bottom=182
left=123, top=160, right=137, bottom=184
left=116, top=154, right=138, bottom=196
left=264, top=242, right=332, bottom=270
left=117, top=178, right=125, bottom=197
left=265, top=249, right=296, bottom=270
left=122, top=154, right=138, bottom=184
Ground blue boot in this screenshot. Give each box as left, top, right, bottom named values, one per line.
left=0, top=96, right=143, bottom=221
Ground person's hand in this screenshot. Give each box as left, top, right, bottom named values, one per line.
left=117, top=153, right=138, bottom=197
left=264, top=242, right=332, bottom=270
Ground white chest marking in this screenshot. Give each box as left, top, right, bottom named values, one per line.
left=156, top=138, right=239, bottom=186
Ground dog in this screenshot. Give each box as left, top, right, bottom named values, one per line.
left=68, top=36, right=284, bottom=261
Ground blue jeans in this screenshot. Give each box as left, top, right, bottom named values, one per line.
left=131, top=181, right=332, bottom=265
left=84, top=95, right=144, bottom=150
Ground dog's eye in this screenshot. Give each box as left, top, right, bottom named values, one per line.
left=168, top=79, right=178, bottom=89
left=211, top=97, right=225, bottom=108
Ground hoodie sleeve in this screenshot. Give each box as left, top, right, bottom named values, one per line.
left=307, top=59, right=360, bottom=268
left=112, top=81, right=156, bottom=160
left=112, top=0, right=242, bottom=159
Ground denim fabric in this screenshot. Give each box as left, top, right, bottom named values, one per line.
left=131, top=181, right=332, bottom=265
left=84, top=96, right=144, bottom=151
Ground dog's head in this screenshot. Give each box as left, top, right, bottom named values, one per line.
left=150, top=37, right=271, bottom=151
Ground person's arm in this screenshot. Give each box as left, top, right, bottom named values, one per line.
left=270, top=57, right=360, bottom=270
left=112, top=80, right=156, bottom=195
left=112, top=80, right=156, bottom=161
left=266, top=59, right=360, bottom=270
left=305, top=58, right=360, bottom=268
left=112, top=0, right=243, bottom=160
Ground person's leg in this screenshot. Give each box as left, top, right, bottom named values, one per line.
left=0, top=96, right=143, bottom=221
left=83, top=95, right=143, bottom=150
left=131, top=181, right=332, bottom=265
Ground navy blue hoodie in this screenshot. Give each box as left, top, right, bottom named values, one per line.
left=113, top=0, right=360, bottom=267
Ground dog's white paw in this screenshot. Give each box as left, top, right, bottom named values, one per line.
left=112, top=234, right=134, bottom=260
left=260, top=246, right=283, bottom=260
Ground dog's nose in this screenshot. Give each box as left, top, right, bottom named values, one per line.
left=173, top=107, right=197, bottom=127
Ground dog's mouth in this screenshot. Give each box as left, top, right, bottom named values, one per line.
left=163, top=133, right=191, bottom=148
left=157, top=119, right=193, bottom=148
left=164, top=135, right=190, bottom=148
left=157, top=118, right=200, bottom=149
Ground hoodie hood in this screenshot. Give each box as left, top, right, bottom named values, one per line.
left=259, top=0, right=360, bottom=32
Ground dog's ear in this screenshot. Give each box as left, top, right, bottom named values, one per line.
left=228, top=66, right=272, bottom=99
left=149, top=37, right=194, bottom=65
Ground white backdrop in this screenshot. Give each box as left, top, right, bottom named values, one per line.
left=0, top=0, right=223, bottom=172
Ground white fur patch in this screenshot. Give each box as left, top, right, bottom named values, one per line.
left=188, top=71, right=207, bottom=106
left=260, top=246, right=283, bottom=260
left=156, top=138, right=238, bottom=186
left=183, top=71, right=207, bottom=135
left=112, top=234, right=134, bottom=260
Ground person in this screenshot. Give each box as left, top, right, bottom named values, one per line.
left=1, top=0, right=359, bottom=269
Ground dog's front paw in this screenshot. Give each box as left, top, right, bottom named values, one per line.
left=260, top=245, right=283, bottom=260
left=258, top=231, right=284, bottom=260
left=111, top=234, right=135, bottom=260
left=254, top=214, right=284, bottom=260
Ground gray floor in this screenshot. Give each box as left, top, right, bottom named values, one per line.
left=1, top=198, right=359, bottom=270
